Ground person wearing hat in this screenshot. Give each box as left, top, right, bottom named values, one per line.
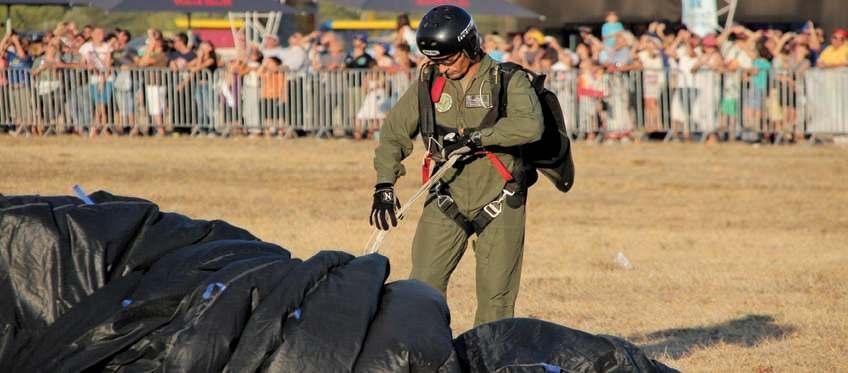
left=370, top=5, right=543, bottom=325
left=261, top=34, right=285, bottom=62
left=817, top=28, right=848, bottom=68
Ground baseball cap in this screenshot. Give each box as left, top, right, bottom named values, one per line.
left=525, top=29, right=544, bottom=44
left=833, top=28, right=848, bottom=39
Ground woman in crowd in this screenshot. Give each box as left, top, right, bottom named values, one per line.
left=135, top=33, right=168, bottom=136
left=32, top=41, right=64, bottom=135
left=259, top=56, right=287, bottom=138
left=184, top=40, right=218, bottom=136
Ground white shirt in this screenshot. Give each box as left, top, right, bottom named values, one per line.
left=79, top=41, right=113, bottom=70
left=262, top=47, right=285, bottom=61
left=280, top=45, right=307, bottom=73
left=673, top=47, right=699, bottom=88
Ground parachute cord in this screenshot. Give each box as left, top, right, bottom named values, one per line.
left=364, top=155, right=460, bottom=255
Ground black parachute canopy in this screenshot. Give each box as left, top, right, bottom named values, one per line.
left=0, top=191, right=677, bottom=372
left=325, top=0, right=542, bottom=19
left=90, top=0, right=301, bottom=13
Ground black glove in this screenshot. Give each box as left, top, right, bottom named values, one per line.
left=370, top=183, right=401, bottom=230
left=441, top=130, right=483, bottom=160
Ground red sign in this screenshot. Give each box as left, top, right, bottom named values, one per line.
left=415, top=0, right=470, bottom=7
left=173, top=0, right=233, bottom=7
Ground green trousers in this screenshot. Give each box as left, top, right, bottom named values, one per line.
left=410, top=196, right=525, bottom=326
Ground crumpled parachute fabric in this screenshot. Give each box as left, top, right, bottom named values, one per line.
left=0, top=192, right=677, bottom=373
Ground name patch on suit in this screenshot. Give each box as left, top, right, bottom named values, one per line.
left=464, top=94, right=491, bottom=108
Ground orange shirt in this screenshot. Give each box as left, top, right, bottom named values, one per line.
left=260, top=71, right=286, bottom=100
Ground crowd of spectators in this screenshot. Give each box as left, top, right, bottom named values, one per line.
left=1, top=12, right=847, bottom=143
left=482, top=12, right=847, bottom=143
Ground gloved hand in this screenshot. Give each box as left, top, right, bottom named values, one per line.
left=370, top=183, right=401, bottom=230
left=441, top=130, right=483, bottom=160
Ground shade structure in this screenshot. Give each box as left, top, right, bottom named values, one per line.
left=90, top=0, right=301, bottom=13
left=325, top=0, right=542, bottom=19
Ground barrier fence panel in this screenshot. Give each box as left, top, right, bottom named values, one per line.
left=805, top=68, right=848, bottom=136
left=2, top=66, right=847, bottom=140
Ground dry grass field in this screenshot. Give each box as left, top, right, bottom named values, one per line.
left=1, top=135, right=846, bottom=372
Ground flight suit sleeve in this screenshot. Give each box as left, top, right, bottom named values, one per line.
left=478, top=70, right=544, bottom=147
left=373, top=81, right=421, bottom=184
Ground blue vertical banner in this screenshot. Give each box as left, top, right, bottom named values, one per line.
left=682, top=0, right=719, bottom=37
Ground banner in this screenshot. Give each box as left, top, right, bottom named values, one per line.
left=682, top=0, right=719, bottom=37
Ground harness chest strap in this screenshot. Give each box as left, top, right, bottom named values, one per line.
left=422, top=150, right=512, bottom=184
left=433, top=181, right=519, bottom=236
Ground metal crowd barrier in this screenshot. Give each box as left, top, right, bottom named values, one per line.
left=1, top=66, right=846, bottom=141
left=546, top=67, right=845, bottom=142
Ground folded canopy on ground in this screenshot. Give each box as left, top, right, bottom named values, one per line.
left=0, top=191, right=676, bottom=372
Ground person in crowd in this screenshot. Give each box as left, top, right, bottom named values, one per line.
left=817, top=28, right=848, bottom=68
left=483, top=33, right=509, bottom=63
left=772, top=39, right=811, bottom=141
left=345, top=33, right=376, bottom=69
left=79, top=27, right=114, bottom=136
left=81, top=25, right=93, bottom=41
left=518, top=28, right=549, bottom=72
left=259, top=55, right=287, bottom=138
left=135, top=35, right=168, bottom=136
left=549, top=37, right=579, bottom=72
left=261, top=34, right=285, bottom=61
left=602, top=11, right=624, bottom=48
left=716, top=26, right=755, bottom=136
left=577, top=58, right=608, bottom=141
left=745, top=40, right=772, bottom=136
left=666, top=27, right=701, bottom=141
left=59, top=30, right=90, bottom=135
left=1, top=30, right=34, bottom=136
left=53, top=21, right=71, bottom=47
left=636, top=35, right=665, bottom=133
left=168, top=33, right=196, bottom=70
left=312, top=32, right=345, bottom=71
left=219, top=58, right=243, bottom=136
left=691, top=35, right=725, bottom=143
left=242, top=48, right=263, bottom=136
left=167, top=33, right=196, bottom=127
left=386, top=42, right=416, bottom=105
left=280, top=32, right=308, bottom=73
left=599, top=31, right=638, bottom=142
left=354, top=43, right=391, bottom=140
left=182, top=40, right=218, bottom=137
left=111, top=29, right=137, bottom=133
left=345, top=33, right=376, bottom=138
left=394, top=13, right=419, bottom=59
left=32, top=40, right=64, bottom=135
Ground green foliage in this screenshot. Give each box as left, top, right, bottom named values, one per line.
left=1, top=5, right=180, bottom=36
left=0, top=3, right=515, bottom=39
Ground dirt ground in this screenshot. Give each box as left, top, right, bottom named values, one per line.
left=1, top=136, right=846, bottom=372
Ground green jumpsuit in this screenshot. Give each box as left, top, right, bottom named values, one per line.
left=373, top=55, right=543, bottom=325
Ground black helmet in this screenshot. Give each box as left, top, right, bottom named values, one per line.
left=416, top=5, right=483, bottom=61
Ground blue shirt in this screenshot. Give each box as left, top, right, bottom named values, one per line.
left=6, top=50, right=33, bottom=86
left=752, top=58, right=771, bottom=90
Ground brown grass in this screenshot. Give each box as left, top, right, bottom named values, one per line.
left=1, top=136, right=847, bottom=372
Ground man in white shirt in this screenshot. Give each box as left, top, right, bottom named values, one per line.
left=78, top=27, right=114, bottom=136
left=280, top=32, right=307, bottom=73
left=261, top=34, right=285, bottom=61
left=79, top=27, right=112, bottom=70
